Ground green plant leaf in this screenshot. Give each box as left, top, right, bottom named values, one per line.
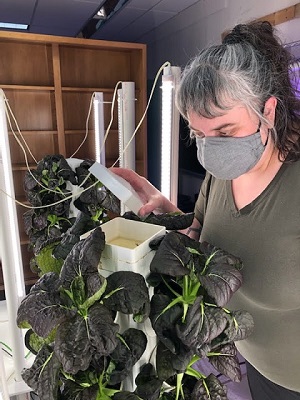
left=35, top=241, right=64, bottom=275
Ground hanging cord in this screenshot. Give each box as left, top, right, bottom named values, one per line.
left=70, top=80, right=122, bottom=159
left=4, top=96, right=38, bottom=164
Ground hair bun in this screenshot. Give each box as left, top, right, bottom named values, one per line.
left=222, top=21, right=274, bottom=46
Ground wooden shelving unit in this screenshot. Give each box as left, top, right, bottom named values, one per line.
left=0, top=31, right=147, bottom=292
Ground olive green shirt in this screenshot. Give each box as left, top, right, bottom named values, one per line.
left=194, top=161, right=300, bottom=391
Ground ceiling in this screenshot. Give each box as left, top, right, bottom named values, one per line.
left=0, top=0, right=200, bottom=44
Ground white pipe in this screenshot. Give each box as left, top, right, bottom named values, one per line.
left=0, top=89, right=26, bottom=383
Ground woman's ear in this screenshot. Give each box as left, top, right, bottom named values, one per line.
left=263, top=96, right=277, bottom=126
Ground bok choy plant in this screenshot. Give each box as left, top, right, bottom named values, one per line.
left=17, top=155, right=254, bottom=400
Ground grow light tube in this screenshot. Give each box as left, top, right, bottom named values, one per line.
left=161, top=66, right=181, bottom=205
left=0, top=89, right=26, bottom=382
left=117, top=82, right=136, bottom=214
left=93, top=92, right=106, bottom=165
left=117, top=82, right=135, bottom=170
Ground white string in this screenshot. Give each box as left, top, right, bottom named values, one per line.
left=69, top=91, right=95, bottom=158
left=100, top=81, right=122, bottom=157
left=4, top=96, right=38, bottom=164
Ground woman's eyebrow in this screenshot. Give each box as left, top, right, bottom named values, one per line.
left=212, top=122, right=235, bottom=131
left=188, top=122, right=235, bottom=133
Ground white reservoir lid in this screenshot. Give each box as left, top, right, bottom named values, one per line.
left=89, top=162, right=143, bottom=215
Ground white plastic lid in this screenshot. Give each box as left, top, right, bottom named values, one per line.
left=88, top=162, right=143, bottom=215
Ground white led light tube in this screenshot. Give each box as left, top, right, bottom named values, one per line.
left=0, top=89, right=26, bottom=382
left=161, top=66, right=181, bottom=205
left=93, top=92, right=106, bottom=165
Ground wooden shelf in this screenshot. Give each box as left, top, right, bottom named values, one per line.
left=61, top=87, right=115, bottom=93
left=0, top=31, right=147, bottom=292
left=1, top=84, right=55, bottom=91
left=12, top=164, right=36, bottom=171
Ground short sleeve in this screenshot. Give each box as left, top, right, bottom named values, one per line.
left=194, top=173, right=212, bottom=226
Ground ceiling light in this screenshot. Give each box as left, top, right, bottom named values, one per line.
left=93, top=7, right=106, bottom=20
left=0, top=22, right=28, bottom=30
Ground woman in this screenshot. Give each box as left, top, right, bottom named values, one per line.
left=112, top=21, right=300, bottom=399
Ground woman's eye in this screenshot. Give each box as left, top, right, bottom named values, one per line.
left=218, top=131, right=229, bottom=137
left=190, top=130, right=204, bottom=138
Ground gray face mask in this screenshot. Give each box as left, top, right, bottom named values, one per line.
left=196, top=128, right=266, bottom=180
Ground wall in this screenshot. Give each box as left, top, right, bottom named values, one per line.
left=146, top=0, right=300, bottom=78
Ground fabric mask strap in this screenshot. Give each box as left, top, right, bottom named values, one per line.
left=256, top=120, right=269, bottom=147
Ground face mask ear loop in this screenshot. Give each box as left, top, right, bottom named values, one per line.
left=264, top=128, right=271, bottom=147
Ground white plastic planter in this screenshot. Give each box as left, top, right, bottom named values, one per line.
left=100, top=217, right=165, bottom=392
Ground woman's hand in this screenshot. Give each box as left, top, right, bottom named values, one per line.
left=110, top=167, right=180, bottom=217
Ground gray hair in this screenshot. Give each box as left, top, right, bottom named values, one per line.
left=176, top=42, right=274, bottom=126
left=176, top=21, right=300, bottom=162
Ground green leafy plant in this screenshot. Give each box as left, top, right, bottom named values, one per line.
left=17, top=155, right=254, bottom=400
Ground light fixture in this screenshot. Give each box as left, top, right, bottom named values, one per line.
left=117, top=82, right=135, bottom=171
left=161, top=66, right=181, bottom=205
left=0, top=23, right=28, bottom=30
left=117, top=82, right=135, bottom=214
left=93, top=7, right=106, bottom=20
left=0, top=89, right=26, bottom=383
left=93, top=92, right=106, bottom=165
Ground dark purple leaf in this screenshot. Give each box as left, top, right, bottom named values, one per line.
left=149, top=294, right=182, bottom=353
left=209, top=343, right=242, bottom=382
left=22, top=345, right=61, bottom=400
left=103, top=271, right=150, bottom=323
left=191, top=373, right=228, bottom=400
left=225, top=310, right=254, bottom=341
left=108, top=328, right=147, bottom=385
left=198, top=263, right=243, bottom=307
left=17, top=273, right=74, bottom=337
left=150, top=232, right=191, bottom=277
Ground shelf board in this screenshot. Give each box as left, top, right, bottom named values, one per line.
left=12, top=164, right=36, bottom=172
left=8, top=130, right=58, bottom=136
left=0, top=84, right=55, bottom=91
left=64, top=129, right=117, bottom=135
left=61, top=87, right=115, bottom=93
left=61, top=87, right=141, bottom=93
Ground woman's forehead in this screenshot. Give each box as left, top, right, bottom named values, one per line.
left=187, top=105, right=252, bottom=129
